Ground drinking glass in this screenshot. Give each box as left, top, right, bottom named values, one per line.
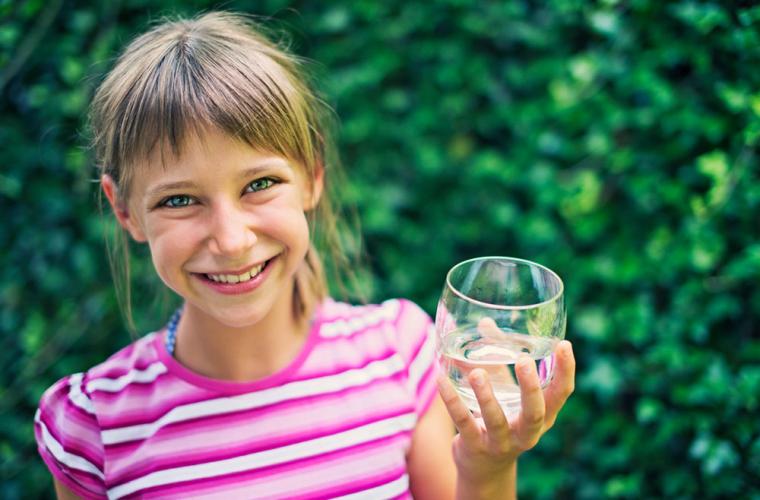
left=435, top=256, right=566, bottom=416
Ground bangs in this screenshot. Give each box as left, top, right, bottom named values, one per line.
left=91, top=13, right=322, bottom=195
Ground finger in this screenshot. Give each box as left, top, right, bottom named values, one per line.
left=436, top=373, right=482, bottom=443
left=476, top=318, right=515, bottom=384
left=468, top=369, right=510, bottom=443
left=544, top=340, right=576, bottom=428
left=477, top=317, right=500, bottom=336
left=514, top=355, right=546, bottom=447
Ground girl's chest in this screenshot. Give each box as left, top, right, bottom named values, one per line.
left=99, top=361, right=417, bottom=498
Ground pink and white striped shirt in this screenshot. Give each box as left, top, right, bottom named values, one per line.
left=34, top=299, right=439, bottom=499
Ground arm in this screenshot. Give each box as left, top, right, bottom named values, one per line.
left=53, top=478, right=82, bottom=500
left=408, top=340, right=575, bottom=500
left=407, top=393, right=458, bottom=499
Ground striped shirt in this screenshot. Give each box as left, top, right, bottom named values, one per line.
left=34, top=299, right=439, bottom=499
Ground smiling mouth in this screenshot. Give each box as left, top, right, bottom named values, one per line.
left=200, top=257, right=274, bottom=284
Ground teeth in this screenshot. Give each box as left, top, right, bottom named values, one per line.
left=207, top=263, right=264, bottom=284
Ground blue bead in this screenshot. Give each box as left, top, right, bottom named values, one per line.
left=165, top=306, right=182, bottom=356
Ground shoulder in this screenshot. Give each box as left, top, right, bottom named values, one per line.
left=37, top=331, right=161, bottom=416
left=318, top=297, right=432, bottom=325
left=317, top=297, right=435, bottom=372
left=34, top=333, right=163, bottom=497
left=318, top=298, right=432, bottom=341
left=381, top=299, right=434, bottom=360
left=37, top=332, right=167, bottom=426
left=316, top=298, right=439, bottom=418
left=86, top=331, right=163, bottom=382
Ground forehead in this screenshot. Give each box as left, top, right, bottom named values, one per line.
left=126, top=129, right=301, bottom=199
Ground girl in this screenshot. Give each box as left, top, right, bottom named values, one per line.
left=34, top=12, right=575, bottom=499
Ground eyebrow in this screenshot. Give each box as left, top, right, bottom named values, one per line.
left=145, top=163, right=290, bottom=200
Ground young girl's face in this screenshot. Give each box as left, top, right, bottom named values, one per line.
left=106, top=128, right=322, bottom=328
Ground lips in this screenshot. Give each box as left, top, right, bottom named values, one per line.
left=205, top=260, right=267, bottom=284
left=192, top=256, right=277, bottom=294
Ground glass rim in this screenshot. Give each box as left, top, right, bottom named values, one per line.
left=445, top=256, right=565, bottom=310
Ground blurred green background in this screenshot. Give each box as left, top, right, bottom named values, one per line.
left=2, top=0, right=759, bottom=498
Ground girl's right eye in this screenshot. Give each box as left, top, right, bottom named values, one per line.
left=160, top=195, right=195, bottom=208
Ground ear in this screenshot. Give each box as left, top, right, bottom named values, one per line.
left=101, top=174, right=147, bottom=242
left=303, top=164, right=324, bottom=211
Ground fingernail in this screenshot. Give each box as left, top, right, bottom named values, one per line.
left=562, top=340, right=573, bottom=354
left=518, top=355, right=532, bottom=372
left=471, top=371, right=485, bottom=387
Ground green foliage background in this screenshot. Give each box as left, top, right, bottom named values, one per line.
left=2, top=0, right=759, bottom=498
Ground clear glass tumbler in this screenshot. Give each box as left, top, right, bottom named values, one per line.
left=435, top=256, right=566, bottom=416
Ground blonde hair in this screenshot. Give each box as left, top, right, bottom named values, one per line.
left=90, top=11, right=349, bottom=331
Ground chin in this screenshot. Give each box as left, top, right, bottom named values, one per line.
left=210, top=304, right=274, bottom=329
left=199, top=309, right=257, bottom=329
left=220, top=316, right=263, bottom=329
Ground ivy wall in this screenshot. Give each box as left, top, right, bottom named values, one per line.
left=1, top=1, right=758, bottom=498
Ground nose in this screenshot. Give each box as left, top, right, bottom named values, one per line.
left=207, top=202, right=257, bottom=257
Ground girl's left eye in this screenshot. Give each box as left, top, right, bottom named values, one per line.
left=245, top=177, right=276, bottom=193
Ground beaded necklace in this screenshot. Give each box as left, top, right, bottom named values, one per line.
left=165, top=307, right=182, bottom=356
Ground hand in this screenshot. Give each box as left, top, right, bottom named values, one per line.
left=437, top=340, right=575, bottom=491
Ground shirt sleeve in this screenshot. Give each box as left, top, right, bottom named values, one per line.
left=387, top=299, right=440, bottom=419
left=34, top=373, right=107, bottom=499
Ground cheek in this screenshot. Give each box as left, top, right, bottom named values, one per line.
left=147, top=240, right=183, bottom=288
left=261, top=195, right=311, bottom=237
left=146, top=217, right=206, bottom=244
left=278, top=217, right=310, bottom=248
left=260, top=204, right=311, bottom=256
left=144, top=220, right=205, bottom=269
left=293, top=214, right=311, bottom=250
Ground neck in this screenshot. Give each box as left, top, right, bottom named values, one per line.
left=172, top=288, right=314, bottom=382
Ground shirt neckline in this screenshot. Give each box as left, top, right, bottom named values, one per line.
left=152, top=300, right=329, bottom=394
